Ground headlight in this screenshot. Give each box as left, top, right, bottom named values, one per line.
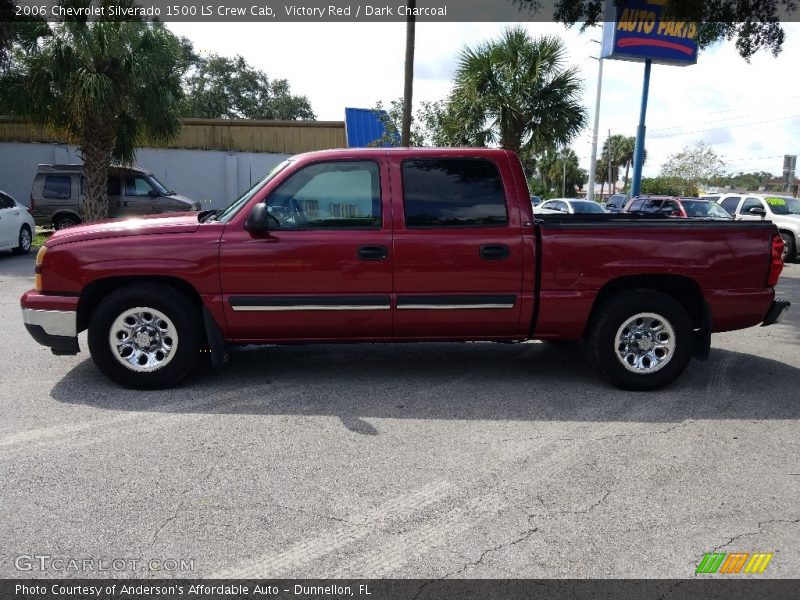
left=35, top=246, right=47, bottom=291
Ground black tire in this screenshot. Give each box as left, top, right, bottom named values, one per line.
left=53, top=214, right=81, bottom=230
left=11, top=225, right=32, bottom=255
left=586, top=289, right=694, bottom=391
left=780, top=232, right=796, bottom=263
left=88, top=284, right=202, bottom=389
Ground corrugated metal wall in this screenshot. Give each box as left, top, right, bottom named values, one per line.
left=0, top=117, right=346, bottom=154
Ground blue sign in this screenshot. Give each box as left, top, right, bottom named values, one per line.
left=601, top=0, right=698, bottom=66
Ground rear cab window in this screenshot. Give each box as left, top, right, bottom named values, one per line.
left=42, top=175, right=71, bottom=200
left=401, top=158, right=508, bottom=228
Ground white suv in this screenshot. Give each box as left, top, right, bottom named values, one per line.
left=714, top=193, right=800, bottom=262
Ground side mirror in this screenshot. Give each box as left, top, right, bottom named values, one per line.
left=245, top=203, right=278, bottom=232
left=747, top=206, right=766, bottom=217
left=148, top=189, right=160, bottom=198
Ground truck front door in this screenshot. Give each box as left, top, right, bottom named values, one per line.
left=389, top=154, right=525, bottom=338
left=219, top=158, right=393, bottom=341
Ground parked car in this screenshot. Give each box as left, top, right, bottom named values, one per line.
left=714, top=193, right=800, bottom=262
left=30, top=164, right=201, bottom=230
left=0, top=190, right=35, bottom=254
left=530, top=195, right=542, bottom=206
left=623, top=196, right=733, bottom=220
left=539, top=198, right=608, bottom=214
left=21, top=148, right=789, bottom=392
left=604, top=193, right=629, bottom=213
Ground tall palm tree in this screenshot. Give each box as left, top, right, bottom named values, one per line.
left=449, top=27, right=587, bottom=155
left=0, top=20, right=185, bottom=222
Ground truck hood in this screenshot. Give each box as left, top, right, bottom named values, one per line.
left=46, top=213, right=201, bottom=247
left=167, top=193, right=197, bottom=206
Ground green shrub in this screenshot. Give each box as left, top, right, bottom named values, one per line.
left=639, top=177, right=699, bottom=197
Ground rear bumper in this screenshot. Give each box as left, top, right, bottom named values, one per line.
left=761, top=298, right=791, bottom=327
left=20, top=291, right=80, bottom=355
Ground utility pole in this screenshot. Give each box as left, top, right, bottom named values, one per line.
left=562, top=148, right=567, bottom=197
left=401, top=0, right=416, bottom=146
left=587, top=50, right=603, bottom=202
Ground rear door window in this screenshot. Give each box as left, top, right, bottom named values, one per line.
left=720, top=196, right=741, bottom=214
left=401, top=158, right=508, bottom=228
left=42, top=175, right=71, bottom=200
left=628, top=199, right=645, bottom=211
left=0, top=192, right=14, bottom=209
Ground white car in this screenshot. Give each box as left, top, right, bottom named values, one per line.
left=0, top=190, right=35, bottom=255
left=714, top=193, right=800, bottom=262
left=538, top=198, right=608, bottom=214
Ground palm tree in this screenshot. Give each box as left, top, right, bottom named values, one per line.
left=0, top=20, right=185, bottom=222
left=449, top=27, right=587, bottom=155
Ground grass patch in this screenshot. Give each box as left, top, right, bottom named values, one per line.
left=32, top=230, right=52, bottom=249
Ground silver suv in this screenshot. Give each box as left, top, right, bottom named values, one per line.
left=715, top=193, right=800, bottom=262
left=30, top=164, right=200, bottom=229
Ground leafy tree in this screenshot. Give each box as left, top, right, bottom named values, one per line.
left=448, top=27, right=587, bottom=155
left=518, top=0, right=796, bottom=59
left=181, top=54, right=315, bottom=120
left=640, top=176, right=700, bottom=197
left=660, top=142, right=726, bottom=183
left=0, top=20, right=186, bottom=223
left=371, top=98, right=468, bottom=148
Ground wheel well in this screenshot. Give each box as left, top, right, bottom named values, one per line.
left=51, top=211, right=82, bottom=225
left=77, top=276, right=203, bottom=333
left=585, top=275, right=706, bottom=336
left=778, top=229, right=797, bottom=243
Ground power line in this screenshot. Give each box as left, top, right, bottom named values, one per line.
left=649, top=114, right=800, bottom=139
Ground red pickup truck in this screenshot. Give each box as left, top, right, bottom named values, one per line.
left=21, top=148, right=789, bottom=391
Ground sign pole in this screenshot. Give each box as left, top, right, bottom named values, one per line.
left=631, top=59, right=652, bottom=198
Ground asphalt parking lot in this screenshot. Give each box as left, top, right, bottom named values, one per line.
left=1, top=251, right=798, bottom=580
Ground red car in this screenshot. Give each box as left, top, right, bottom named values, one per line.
left=623, top=195, right=733, bottom=219
left=21, top=148, right=789, bottom=391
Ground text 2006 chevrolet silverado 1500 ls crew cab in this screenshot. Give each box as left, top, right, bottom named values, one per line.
left=21, top=148, right=790, bottom=390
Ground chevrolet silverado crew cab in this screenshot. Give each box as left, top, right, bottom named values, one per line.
left=21, top=148, right=790, bottom=391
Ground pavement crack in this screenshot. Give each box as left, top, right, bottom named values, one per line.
left=411, top=527, right=540, bottom=599
left=481, top=423, right=688, bottom=447
left=149, top=467, right=215, bottom=549
left=712, top=516, right=800, bottom=552
left=528, top=490, right=611, bottom=521
left=273, top=504, right=354, bottom=524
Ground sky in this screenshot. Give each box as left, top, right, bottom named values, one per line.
left=167, top=21, right=800, bottom=179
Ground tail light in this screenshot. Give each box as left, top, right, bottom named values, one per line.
left=35, top=246, right=46, bottom=291
left=767, top=233, right=784, bottom=287
left=29, top=193, right=35, bottom=212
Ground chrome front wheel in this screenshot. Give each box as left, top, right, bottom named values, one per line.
left=108, top=307, right=178, bottom=372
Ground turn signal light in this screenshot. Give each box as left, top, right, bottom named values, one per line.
left=767, top=233, right=784, bottom=287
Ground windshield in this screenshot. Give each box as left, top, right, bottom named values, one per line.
left=212, top=160, right=292, bottom=223
left=571, top=201, right=606, bottom=214
left=766, top=196, right=800, bottom=215
left=147, top=175, right=171, bottom=196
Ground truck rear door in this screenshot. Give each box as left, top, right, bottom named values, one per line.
left=389, top=153, right=524, bottom=338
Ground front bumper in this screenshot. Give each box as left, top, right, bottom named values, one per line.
left=21, top=291, right=80, bottom=355
left=761, top=298, right=791, bottom=327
